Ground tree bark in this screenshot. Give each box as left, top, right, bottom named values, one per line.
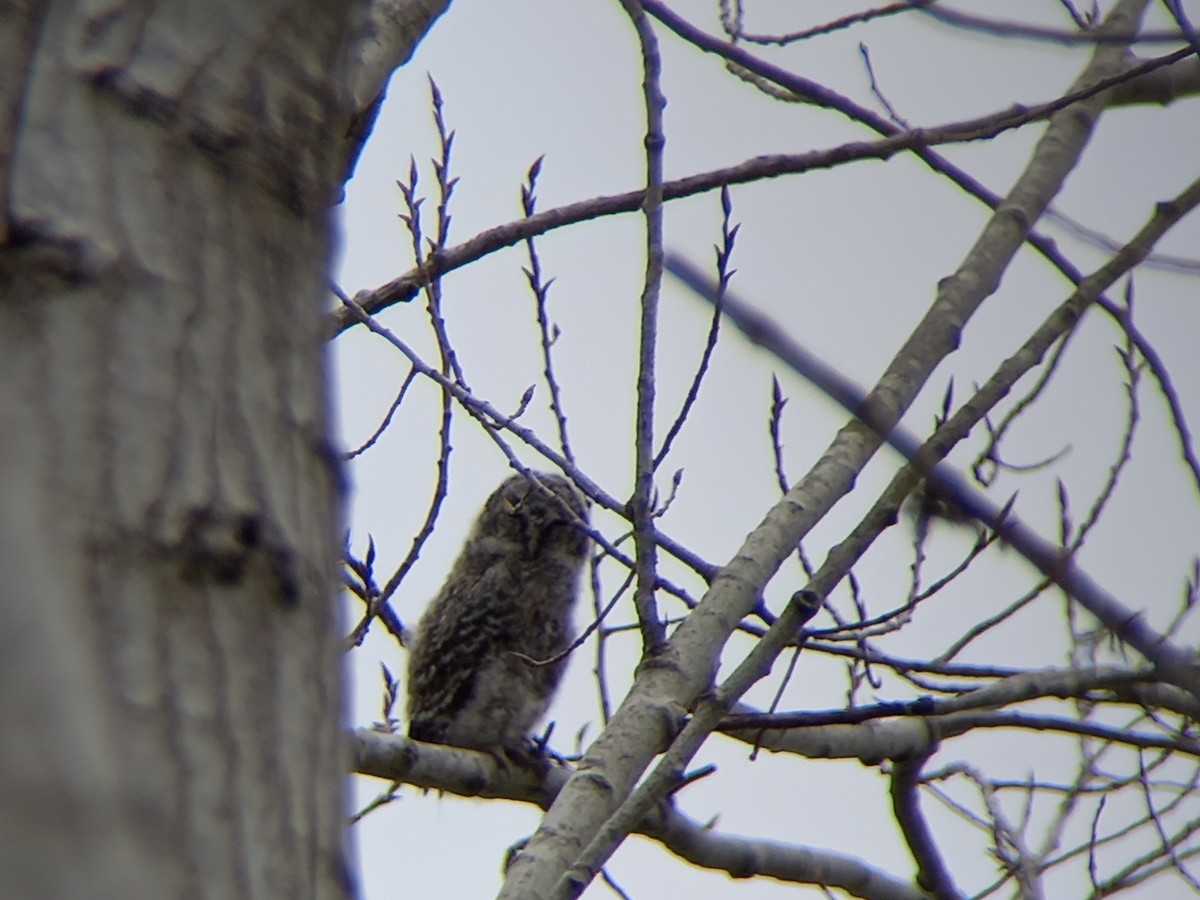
left=0, top=2, right=388, bottom=896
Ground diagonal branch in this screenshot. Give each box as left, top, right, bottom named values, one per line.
left=495, top=2, right=1160, bottom=897
left=353, top=729, right=928, bottom=900
left=666, top=170, right=1200, bottom=701
left=554, top=591, right=821, bottom=897
left=325, top=43, right=1186, bottom=338
left=891, top=749, right=964, bottom=900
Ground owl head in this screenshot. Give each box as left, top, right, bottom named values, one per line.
left=473, top=471, right=590, bottom=561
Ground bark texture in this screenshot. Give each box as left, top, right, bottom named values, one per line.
left=0, top=2, right=370, bottom=896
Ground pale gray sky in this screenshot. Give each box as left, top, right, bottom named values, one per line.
left=335, top=1, right=1200, bottom=896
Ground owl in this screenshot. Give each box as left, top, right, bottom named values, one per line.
left=406, top=471, right=590, bottom=754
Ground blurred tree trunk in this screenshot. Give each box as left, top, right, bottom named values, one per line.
left=0, top=1, right=444, bottom=895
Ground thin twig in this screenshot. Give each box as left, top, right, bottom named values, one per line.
left=522, top=156, right=577, bottom=465
left=326, top=43, right=1188, bottom=337
left=923, top=6, right=1189, bottom=44
left=344, top=367, right=418, bottom=459
left=335, top=292, right=704, bottom=612
left=722, top=0, right=937, bottom=46
left=666, top=173, right=1200, bottom=700
left=619, top=0, right=669, bottom=654
left=654, top=186, right=736, bottom=470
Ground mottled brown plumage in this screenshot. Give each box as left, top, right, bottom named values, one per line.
left=406, top=472, right=590, bottom=752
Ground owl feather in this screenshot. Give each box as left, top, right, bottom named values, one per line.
left=406, top=472, right=590, bottom=752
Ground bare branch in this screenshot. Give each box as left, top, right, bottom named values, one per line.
left=618, top=0, right=670, bottom=657
left=353, top=728, right=928, bottom=900
left=326, top=40, right=1188, bottom=337
left=891, top=750, right=963, bottom=900
left=667, top=170, right=1200, bottom=699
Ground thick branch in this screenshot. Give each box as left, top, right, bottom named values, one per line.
left=668, top=171, right=1200, bottom=701
left=1108, top=54, right=1200, bottom=104
left=339, top=0, right=452, bottom=182
left=721, top=665, right=1183, bottom=729
left=493, top=4, right=1157, bottom=895
left=352, top=730, right=927, bottom=900
left=891, top=751, right=963, bottom=900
